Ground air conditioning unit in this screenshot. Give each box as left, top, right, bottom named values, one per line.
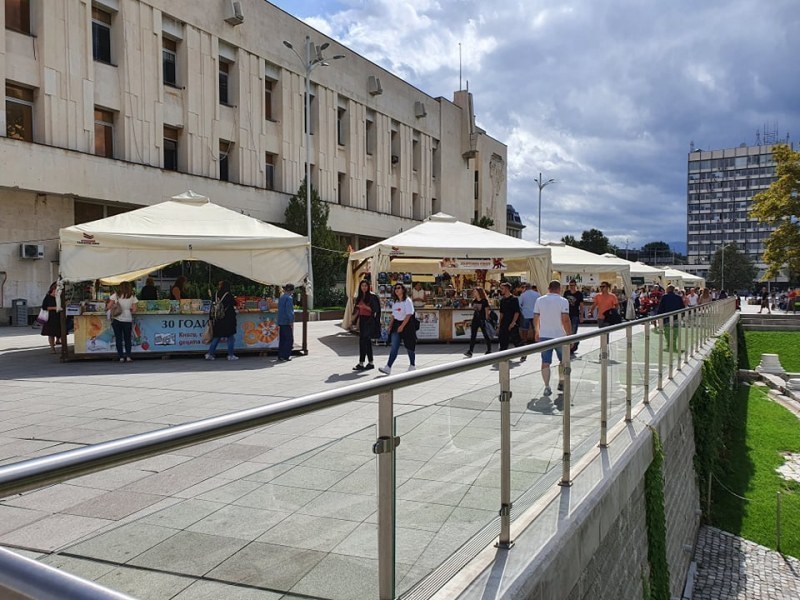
left=414, top=101, right=427, bottom=118
left=391, top=155, right=399, bottom=165
left=20, top=243, right=45, bottom=259
left=368, top=75, right=383, bottom=96
left=224, top=0, right=244, bottom=25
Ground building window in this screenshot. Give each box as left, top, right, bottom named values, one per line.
left=94, top=108, right=114, bottom=158
left=219, top=60, right=230, bottom=105
left=366, top=180, right=377, bottom=211
left=219, top=140, right=233, bottom=181
left=304, top=92, right=315, bottom=134
left=412, top=193, right=421, bottom=220
left=5, top=83, right=34, bottom=142
left=390, top=125, right=399, bottom=166
left=265, top=152, right=276, bottom=190
left=337, top=172, right=347, bottom=205
left=5, top=0, right=31, bottom=34
left=413, top=137, right=421, bottom=172
left=391, top=187, right=400, bottom=217
left=92, top=8, right=112, bottom=64
left=365, top=114, right=375, bottom=156
left=474, top=170, right=479, bottom=200
left=432, top=197, right=440, bottom=214
left=162, top=38, right=177, bottom=86
left=337, top=107, right=347, bottom=146
left=264, top=79, right=274, bottom=120
left=164, top=126, right=179, bottom=171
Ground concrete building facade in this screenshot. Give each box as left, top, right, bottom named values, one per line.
left=0, top=0, right=507, bottom=318
left=686, top=141, right=792, bottom=284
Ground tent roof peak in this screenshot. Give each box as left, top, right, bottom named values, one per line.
left=171, top=190, right=209, bottom=204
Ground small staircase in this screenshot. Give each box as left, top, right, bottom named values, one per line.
left=740, top=313, right=800, bottom=331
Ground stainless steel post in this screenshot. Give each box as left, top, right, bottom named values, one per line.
left=668, top=314, right=674, bottom=380
left=676, top=312, right=683, bottom=370
left=657, top=316, right=664, bottom=391
left=643, top=320, right=651, bottom=404
left=600, top=332, right=609, bottom=447
left=683, top=311, right=689, bottom=365
left=497, top=360, right=513, bottom=548
left=375, top=391, right=396, bottom=599
left=560, top=344, right=572, bottom=486
left=625, top=326, right=632, bottom=422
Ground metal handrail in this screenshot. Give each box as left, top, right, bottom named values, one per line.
left=0, top=302, right=725, bottom=499
left=0, top=547, right=134, bottom=600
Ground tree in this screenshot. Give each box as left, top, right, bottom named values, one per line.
left=471, top=215, right=495, bottom=229
left=750, top=144, right=800, bottom=279
left=707, top=243, right=757, bottom=292
left=577, top=228, right=613, bottom=255
left=284, top=178, right=347, bottom=306
left=640, top=241, right=671, bottom=261
left=561, top=235, right=578, bottom=247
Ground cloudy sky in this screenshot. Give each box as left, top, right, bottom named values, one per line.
left=270, top=0, right=799, bottom=251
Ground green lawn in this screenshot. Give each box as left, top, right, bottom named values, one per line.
left=740, top=330, right=800, bottom=371
left=712, top=385, right=800, bottom=557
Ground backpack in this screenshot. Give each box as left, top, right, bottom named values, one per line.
left=488, top=310, right=499, bottom=325
left=210, top=292, right=228, bottom=320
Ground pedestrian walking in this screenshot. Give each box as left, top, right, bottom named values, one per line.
left=593, top=281, right=620, bottom=328
left=205, top=280, right=238, bottom=361
left=351, top=279, right=381, bottom=371
left=276, top=284, right=295, bottom=361
left=40, top=281, right=61, bottom=353
left=379, top=283, right=416, bottom=374
left=518, top=283, right=540, bottom=359
left=758, top=286, right=771, bottom=314
left=563, top=279, right=584, bottom=357
left=497, top=282, right=522, bottom=353
left=656, top=285, right=684, bottom=353
left=464, top=287, right=492, bottom=357
left=533, top=280, right=571, bottom=399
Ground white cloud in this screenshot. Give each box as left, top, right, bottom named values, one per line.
left=271, top=0, right=800, bottom=250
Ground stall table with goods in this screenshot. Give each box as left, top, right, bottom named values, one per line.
left=56, top=192, right=309, bottom=360
left=344, top=213, right=552, bottom=343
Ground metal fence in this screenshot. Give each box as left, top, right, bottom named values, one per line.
left=0, top=299, right=737, bottom=600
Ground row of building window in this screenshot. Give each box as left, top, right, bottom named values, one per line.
left=688, top=168, right=776, bottom=182
left=688, top=155, right=775, bottom=171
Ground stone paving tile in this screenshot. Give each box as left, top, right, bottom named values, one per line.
left=0, top=513, right=112, bottom=551
left=128, top=530, right=249, bottom=577
left=187, top=504, right=289, bottom=541
left=139, top=498, right=224, bottom=530
left=64, top=490, right=165, bottom=521
left=207, top=541, right=327, bottom=589
left=63, top=522, right=179, bottom=563
left=256, top=514, right=360, bottom=552
left=289, top=552, right=381, bottom=599
left=95, top=566, right=195, bottom=600
left=2, top=483, right=107, bottom=513
left=171, top=580, right=284, bottom=599
left=0, top=505, right=49, bottom=536
left=693, top=526, right=800, bottom=600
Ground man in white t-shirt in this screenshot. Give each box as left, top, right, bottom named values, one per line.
left=685, top=288, right=698, bottom=307
left=533, top=280, right=571, bottom=398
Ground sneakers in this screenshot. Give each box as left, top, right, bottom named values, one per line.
left=204, top=353, right=215, bottom=360
left=364, top=363, right=375, bottom=370
left=463, top=351, right=473, bottom=358
left=519, top=356, right=527, bottom=363
left=353, top=363, right=365, bottom=371
left=119, top=358, right=125, bottom=362
left=485, top=348, right=492, bottom=354
left=227, top=355, right=239, bottom=361
left=378, top=366, right=391, bottom=375
left=543, top=386, right=552, bottom=397
left=125, top=357, right=133, bottom=363
left=557, top=382, right=563, bottom=392
left=408, top=365, right=416, bottom=372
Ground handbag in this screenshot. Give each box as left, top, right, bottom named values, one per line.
left=484, top=321, right=497, bottom=341
left=110, top=301, right=123, bottom=318
left=202, top=321, right=213, bottom=344
left=37, top=308, right=49, bottom=325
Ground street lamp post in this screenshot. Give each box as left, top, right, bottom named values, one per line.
left=533, top=172, right=555, bottom=244
left=283, top=37, right=343, bottom=309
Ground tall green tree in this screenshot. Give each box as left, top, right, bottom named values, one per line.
left=707, top=243, right=757, bottom=291
left=471, top=215, right=495, bottom=229
left=640, top=241, right=671, bottom=261
left=750, top=144, right=800, bottom=279
left=284, top=178, right=346, bottom=305
left=561, top=235, right=578, bottom=247
left=578, top=228, right=613, bottom=255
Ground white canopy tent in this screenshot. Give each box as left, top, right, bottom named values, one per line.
left=343, top=213, right=552, bottom=328
left=546, top=242, right=635, bottom=318
left=59, top=192, right=309, bottom=285
left=600, top=254, right=666, bottom=285
left=663, top=267, right=705, bottom=289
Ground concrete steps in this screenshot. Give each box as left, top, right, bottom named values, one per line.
left=740, top=313, right=800, bottom=331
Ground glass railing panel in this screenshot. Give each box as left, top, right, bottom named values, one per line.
left=393, top=376, right=501, bottom=597
left=32, top=420, right=379, bottom=599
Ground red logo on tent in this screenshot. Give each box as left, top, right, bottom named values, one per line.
left=77, top=232, right=99, bottom=246
left=389, top=246, right=403, bottom=256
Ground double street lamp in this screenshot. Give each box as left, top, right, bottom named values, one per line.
left=283, top=37, right=343, bottom=309
left=534, top=172, right=555, bottom=244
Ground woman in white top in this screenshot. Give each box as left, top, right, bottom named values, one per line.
left=107, top=281, right=138, bottom=362
left=379, top=283, right=416, bottom=375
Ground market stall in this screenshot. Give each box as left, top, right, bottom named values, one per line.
left=599, top=255, right=666, bottom=287
left=58, top=192, right=309, bottom=358
left=666, top=268, right=705, bottom=289
left=343, top=213, right=552, bottom=342
left=545, top=242, right=635, bottom=320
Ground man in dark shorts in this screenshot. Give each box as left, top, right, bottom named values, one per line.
left=563, top=280, right=584, bottom=358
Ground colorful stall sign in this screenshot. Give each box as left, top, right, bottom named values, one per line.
left=439, top=258, right=506, bottom=271
left=73, top=313, right=280, bottom=355
left=451, top=310, right=484, bottom=340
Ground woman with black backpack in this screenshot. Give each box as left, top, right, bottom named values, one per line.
left=352, top=279, right=381, bottom=371
left=464, top=287, right=492, bottom=357
left=205, top=280, right=238, bottom=361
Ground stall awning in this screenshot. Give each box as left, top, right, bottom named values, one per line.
left=59, top=191, right=309, bottom=285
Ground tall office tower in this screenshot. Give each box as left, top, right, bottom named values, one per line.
left=686, top=136, right=793, bottom=284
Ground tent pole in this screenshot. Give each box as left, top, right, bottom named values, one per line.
left=301, top=286, right=308, bottom=355
left=59, top=287, right=68, bottom=363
